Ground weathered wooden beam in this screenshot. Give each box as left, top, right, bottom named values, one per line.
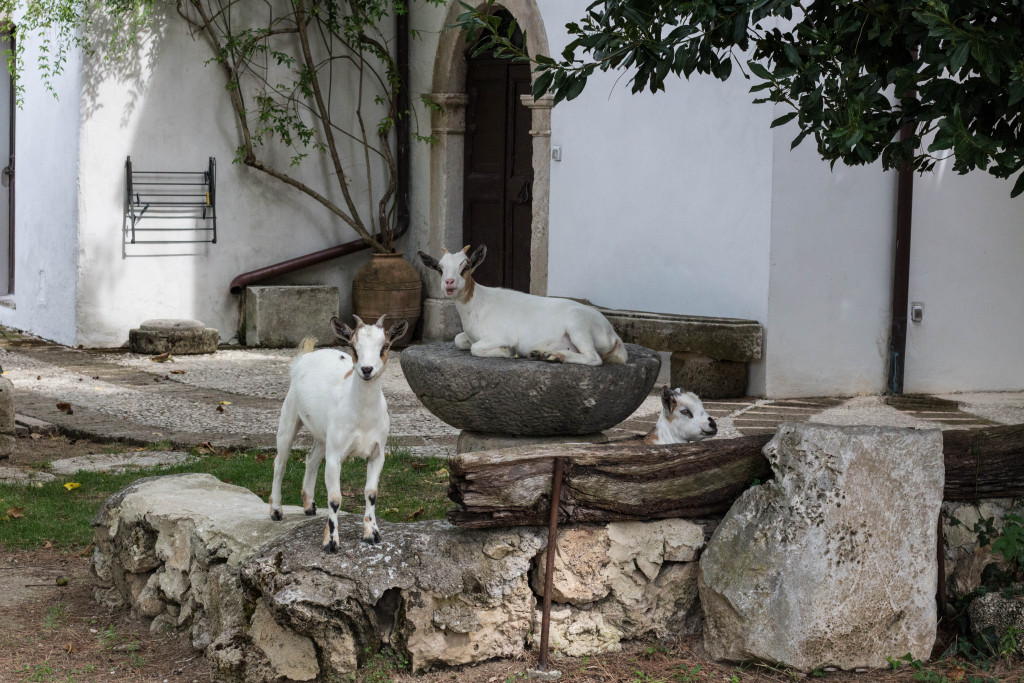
left=447, top=425, right=1024, bottom=529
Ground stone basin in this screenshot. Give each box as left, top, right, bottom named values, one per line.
left=400, top=343, right=661, bottom=436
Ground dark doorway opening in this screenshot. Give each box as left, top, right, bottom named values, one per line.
left=0, top=29, right=14, bottom=295
left=463, top=11, right=533, bottom=292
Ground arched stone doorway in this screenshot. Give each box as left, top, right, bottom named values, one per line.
left=422, top=1, right=552, bottom=339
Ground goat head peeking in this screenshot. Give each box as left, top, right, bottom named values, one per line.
left=418, top=245, right=487, bottom=298
left=331, top=313, right=408, bottom=381
left=646, top=386, right=718, bottom=444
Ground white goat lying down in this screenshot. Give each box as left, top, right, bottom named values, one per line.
left=645, top=386, right=718, bottom=444
left=269, top=314, right=408, bottom=552
left=418, top=245, right=627, bottom=366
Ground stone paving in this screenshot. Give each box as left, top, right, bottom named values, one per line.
left=0, top=337, right=1021, bottom=483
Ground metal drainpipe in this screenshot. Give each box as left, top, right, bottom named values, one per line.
left=886, top=118, right=916, bottom=395
left=228, top=7, right=411, bottom=296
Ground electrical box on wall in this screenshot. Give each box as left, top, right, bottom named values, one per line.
left=910, top=302, right=924, bottom=323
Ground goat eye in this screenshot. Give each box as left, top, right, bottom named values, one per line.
left=682, top=409, right=692, bottom=418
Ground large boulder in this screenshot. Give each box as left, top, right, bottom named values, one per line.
left=699, top=423, right=944, bottom=671
left=401, top=343, right=661, bottom=435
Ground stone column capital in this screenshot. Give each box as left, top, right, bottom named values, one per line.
left=430, top=92, right=471, bottom=135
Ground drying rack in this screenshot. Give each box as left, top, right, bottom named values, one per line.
left=124, top=156, right=217, bottom=244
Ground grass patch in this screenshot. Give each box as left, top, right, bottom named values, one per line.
left=0, top=445, right=453, bottom=549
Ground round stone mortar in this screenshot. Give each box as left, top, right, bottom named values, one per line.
left=400, top=343, right=661, bottom=436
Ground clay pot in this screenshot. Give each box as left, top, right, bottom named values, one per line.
left=351, top=252, right=421, bottom=346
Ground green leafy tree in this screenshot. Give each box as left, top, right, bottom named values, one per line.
left=4, top=0, right=441, bottom=251
left=460, top=0, right=1024, bottom=195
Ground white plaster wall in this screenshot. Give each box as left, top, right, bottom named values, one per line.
left=0, top=32, right=83, bottom=345
left=72, top=4, right=392, bottom=346
left=539, top=3, right=774, bottom=329
left=904, top=167, right=1024, bottom=393
left=764, top=123, right=897, bottom=397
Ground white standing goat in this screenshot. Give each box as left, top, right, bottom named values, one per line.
left=418, top=245, right=627, bottom=365
left=645, top=386, right=718, bottom=444
left=269, top=314, right=408, bottom=552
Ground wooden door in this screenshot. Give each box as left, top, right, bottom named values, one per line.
left=463, top=55, right=533, bottom=291
left=0, top=31, right=14, bottom=295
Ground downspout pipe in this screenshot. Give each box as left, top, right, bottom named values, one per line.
left=228, top=8, right=412, bottom=296
left=886, top=118, right=915, bottom=394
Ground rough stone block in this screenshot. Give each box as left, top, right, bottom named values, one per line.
left=243, top=286, right=339, bottom=348
left=129, top=319, right=219, bottom=355
left=699, top=423, right=944, bottom=671
left=969, top=591, right=1024, bottom=653
left=421, top=297, right=462, bottom=343
left=670, top=352, right=748, bottom=399
left=457, top=430, right=609, bottom=454
left=599, top=308, right=762, bottom=362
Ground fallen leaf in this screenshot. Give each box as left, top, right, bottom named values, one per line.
left=403, top=507, right=424, bottom=522
left=215, top=405, right=225, bottom=413
left=196, top=441, right=215, bottom=454
left=949, top=666, right=966, bottom=681
left=409, top=461, right=426, bottom=470
left=219, top=400, right=232, bottom=405
left=149, top=352, right=172, bottom=363
left=65, top=643, right=77, bottom=654
left=44, top=541, right=52, bottom=549
left=29, top=433, right=42, bottom=440
left=79, top=542, right=95, bottom=557
left=36, top=375, right=41, bottom=380
left=55, top=576, right=68, bottom=586
left=436, top=467, right=449, bottom=478
left=254, top=452, right=269, bottom=463
left=6, top=506, right=24, bottom=518
left=169, top=370, right=186, bottom=375
left=386, top=507, right=399, bottom=514
left=63, top=482, right=81, bottom=491
left=56, top=401, right=71, bottom=412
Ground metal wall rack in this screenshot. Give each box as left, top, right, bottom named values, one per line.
left=124, top=156, right=217, bottom=244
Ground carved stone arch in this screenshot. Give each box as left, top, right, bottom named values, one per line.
left=423, top=1, right=553, bottom=339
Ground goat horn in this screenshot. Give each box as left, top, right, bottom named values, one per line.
left=374, top=313, right=387, bottom=328
left=441, top=247, right=449, bottom=254
left=352, top=314, right=365, bottom=328
left=461, top=245, right=471, bottom=253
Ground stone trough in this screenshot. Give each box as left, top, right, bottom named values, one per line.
left=400, top=342, right=661, bottom=452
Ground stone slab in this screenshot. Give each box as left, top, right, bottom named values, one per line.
left=15, top=414, right=58, bottom=436
left=457, top=430, right=609, bottom=454
left=0, top=465, right=56, bottom=484
left=49, top=450, right=194, bottom=475
left=401, top=343, right=661, bottom=436
left=129, top=326, right=219, bottom=355
left=140, top=319, right=206, bottom=332
left=599, top=308, right=762, bottom=362
left=243, top=286, right=339, bottom=348
left=670, top=352, right=748, bottom=399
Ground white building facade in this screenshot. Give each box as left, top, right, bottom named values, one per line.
left=0, top=0, right=1021, bottom=398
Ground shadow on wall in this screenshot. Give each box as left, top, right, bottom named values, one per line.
left=80, top=3, right=170, bottom=126
left=74, top=3, right=374, bottom=346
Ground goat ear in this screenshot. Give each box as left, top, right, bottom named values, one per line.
left=661, top=385, right=676, bottom=413
left=331, top=316, right=356, bottom=344
left=467, top=245, right=487, bottom=271
left=418, top=251, right=442, bottom=273
left=374, top=313, right=388, bottom=328
left=387, top=319, right=409, bottom=343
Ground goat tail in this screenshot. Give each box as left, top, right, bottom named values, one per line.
left=295, top=337, right=317, bottom=360
left=601, top=338, right=628, bottom=365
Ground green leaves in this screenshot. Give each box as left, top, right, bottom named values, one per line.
left=457, top=0, right=1024, bottom=196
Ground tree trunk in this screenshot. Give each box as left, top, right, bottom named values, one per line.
left=447, top=425, right=1024, bottom=529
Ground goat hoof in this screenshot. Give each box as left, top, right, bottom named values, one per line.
left=323, top=540, right=338, bottom=553
left=304, top=503, right=317, bottom=516
left=544, top=353, right=565, bottom=363
left=528, top=350, right=544, bottom=360
left=270, top=508, right=283, bottom=521
left=363, top=530, right=381, bottom=545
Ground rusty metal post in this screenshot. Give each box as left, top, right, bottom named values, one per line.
left=937, top=516, right=947, bottom=617
left=537, top=457, right=564, bottom=672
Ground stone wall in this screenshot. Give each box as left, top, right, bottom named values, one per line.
left=942, top=498, right=1024, bottom=599
left=91, top=473, right=711, bottom=681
